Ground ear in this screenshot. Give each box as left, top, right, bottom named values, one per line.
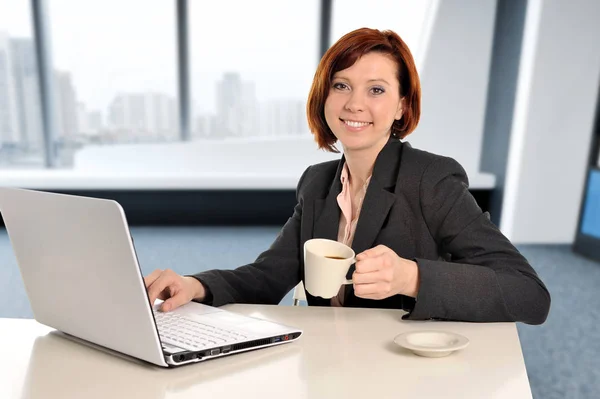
left=394, top=98, right=405, bottom=120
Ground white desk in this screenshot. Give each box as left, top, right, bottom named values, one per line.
left=0, top=305, right=531, bottom=399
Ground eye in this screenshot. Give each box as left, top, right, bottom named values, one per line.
left=332, top=82, right=349, bottom=90
left=370, top=87, right=385, bottom=95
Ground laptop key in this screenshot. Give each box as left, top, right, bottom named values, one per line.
left=154, top=310, right=252, bottom=351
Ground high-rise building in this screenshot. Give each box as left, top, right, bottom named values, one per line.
left=54, top=70, right=79, bottom=140
left=10, top=37, right=43, bottom=150
left=146, top=92, right=177, bottom=135
left=0, top=33, right=45, bottom=152
left=76, top=103, right=103, bottom=136
left=108, top=92, right=177, bottom=139
left=87, top=110, right=103, bottom=134
left=0, top=32, right=21, bottom=146
left=215, top=73, right=258, bottom=138
left=76, top=102, right=89, bottom=134
left=194, top=113, right=216, bottom=138
left=259, top=98, right=307, bottom=137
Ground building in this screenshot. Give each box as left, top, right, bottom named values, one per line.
left=259, top=98, right=306, bottom=137
left=10, top=37, right=43, bottom=151
left=0, top=32, right=21, bottom=147
left=215, top=73, right=258, bottom=138
left=108, top=92, right=177, bottom=140
left=54, top=70, right=79, bottom=140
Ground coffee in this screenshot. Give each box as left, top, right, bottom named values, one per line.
left=325, top=256, right=347, bottom=260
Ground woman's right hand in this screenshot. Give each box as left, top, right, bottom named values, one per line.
left=144, top=269, right=206, bottom=312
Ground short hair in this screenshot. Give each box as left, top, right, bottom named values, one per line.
left=307, top=28, right=421, bottom=152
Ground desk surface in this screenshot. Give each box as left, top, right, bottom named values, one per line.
left=1, top=304, right=531, bottom=399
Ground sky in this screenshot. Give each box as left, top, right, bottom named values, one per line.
left=0, top=0, right=432, bottom=115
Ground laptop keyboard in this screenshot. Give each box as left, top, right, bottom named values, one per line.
left=154, top=311, right=250, bottom=351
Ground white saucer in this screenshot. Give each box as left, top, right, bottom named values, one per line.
left=393, top=330, right=470, bottom=358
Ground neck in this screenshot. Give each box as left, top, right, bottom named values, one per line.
left=343, top=135, right=389, bottom=188
left=345, top=153, right=375, bottom=189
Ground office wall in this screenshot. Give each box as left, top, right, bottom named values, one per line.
left=501, top=0, right=600, bottom=243
left=408, top=0, right=497, bottom=175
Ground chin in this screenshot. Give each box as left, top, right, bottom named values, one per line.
left=338, top=137, right=384, bottom=153
left=340, top=141, right=375, bottom=153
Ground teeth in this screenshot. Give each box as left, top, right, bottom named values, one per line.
left=344, top=120, right=370, bottom=128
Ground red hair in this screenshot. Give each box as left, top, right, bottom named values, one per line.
left=307, top=28, right=421, bottom=152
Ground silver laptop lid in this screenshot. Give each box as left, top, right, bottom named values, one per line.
left=0, top=187, right=167, bottom=367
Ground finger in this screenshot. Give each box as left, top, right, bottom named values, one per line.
left=143, top=269, right=163, bottom=288
left=147, top=273, right=177, bottom=305
left=351, top=269, right=382, bottom=285
left=357, top=292, right=387, bottom=300
left=356, top=245, right=390, bottom=260
left=354, top=255, right=386, bottom=274
left=162, top=290, right=190, bottom=312
left=156, top=288, right=172, bottom=301
left=353, top=282, right=384, bottom=298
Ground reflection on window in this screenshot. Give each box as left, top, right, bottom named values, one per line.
left=189, top=0, right=318, bottom=140
left=331, top=0, right=436, bottom=67
left=47, top=0, right=178, bottom=166
left=0, top=0, right=43, bottom=169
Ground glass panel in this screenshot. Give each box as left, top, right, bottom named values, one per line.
left=47, top=0, right=178, bottom=167
left=189, top=0, right=319, bottom=142
left=0, top=0, right=44, bottom=168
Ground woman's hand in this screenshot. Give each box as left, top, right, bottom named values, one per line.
left=352, top=245, right=420, bottom=300
left=144, top=269, right=206, bottom=312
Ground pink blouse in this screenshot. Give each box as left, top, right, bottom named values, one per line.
left=331, top=163, right=371, bottom=307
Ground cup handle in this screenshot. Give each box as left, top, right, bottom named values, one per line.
left=343, top=256, right=356, bottom=284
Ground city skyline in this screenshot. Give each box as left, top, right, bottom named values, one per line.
left=0, top=0, right=430, bottom=168
left=0, top=32, right=310, bottom=167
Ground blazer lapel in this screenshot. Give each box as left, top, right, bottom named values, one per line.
left=346, top=138, right=404, bottom=281
left=312, top=156, right=345, bottom=241
left=350, top=183, right=396, bottom=255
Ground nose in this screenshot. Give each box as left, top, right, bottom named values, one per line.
left=344, top=91, right=365, bottom=113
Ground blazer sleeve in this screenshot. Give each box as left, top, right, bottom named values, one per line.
left=189, top=167, right=310, bottom=307
left=404, top=157, right=551, bottom=324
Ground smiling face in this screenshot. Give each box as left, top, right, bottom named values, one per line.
left=324, top=52, right=404, bottom=155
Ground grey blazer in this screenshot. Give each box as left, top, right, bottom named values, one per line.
left=193, top=138, right=551, bottom=324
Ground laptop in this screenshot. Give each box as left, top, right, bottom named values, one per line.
left=0, top=187, right=302, bottom=367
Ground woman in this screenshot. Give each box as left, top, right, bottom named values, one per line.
left=145, top=28, right=550, bottom=324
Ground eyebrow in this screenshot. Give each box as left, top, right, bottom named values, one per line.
left=332, top=76, right=391, bottom=86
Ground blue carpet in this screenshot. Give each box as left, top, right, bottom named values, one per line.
left=1, top=227, right=599, bottom=398
left=514, top=245, right=600, bottom=399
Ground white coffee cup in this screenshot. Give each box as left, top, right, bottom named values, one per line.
left=303, top=238, right=355, bottom=298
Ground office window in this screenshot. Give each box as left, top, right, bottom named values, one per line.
left=331, top=0, right=437, bottom=68
left=0, top=0, right=44, bottom=169
left=189, top=0, right=319, bottom=142
left=581, top=169, right=600, bottom=239
left=47, top=0, right=178, bottom=167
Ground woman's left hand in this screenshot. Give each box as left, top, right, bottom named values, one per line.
left=352, top=245, right=420, bottom=300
